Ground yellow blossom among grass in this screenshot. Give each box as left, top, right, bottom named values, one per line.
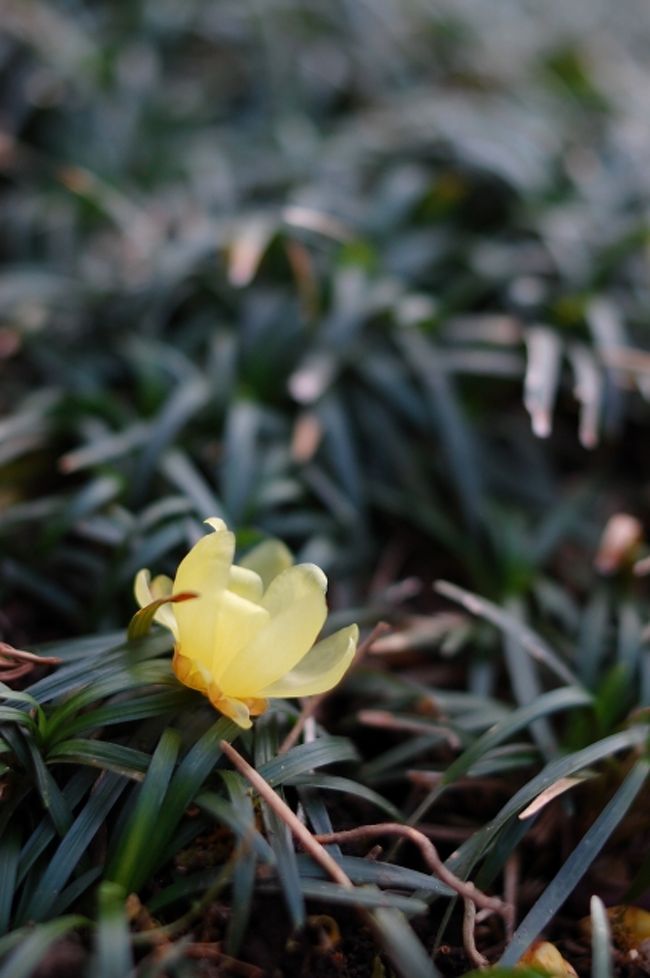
left=133, top=518, right=358, bottom=728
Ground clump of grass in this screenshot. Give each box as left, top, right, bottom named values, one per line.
left=1, top=0, right=649, bottom=975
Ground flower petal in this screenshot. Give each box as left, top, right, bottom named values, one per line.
left=239, top=538, right=294, bottom=589
left=134, top=570, right=178, bottom=637
left=134, top=568, right=153, bottom=609
left=173, top=649, right=209, bottom=693
left=219, top=564, right=328, bottom=696
left=172, top=521, right=235, bottom=670
left=211, top=588, right=270, bottom=681
left=208, top=689, right=253, bottom=729
left=257, top=624, right=358, bottom=698
left=227, top=565, right=264, bottom=603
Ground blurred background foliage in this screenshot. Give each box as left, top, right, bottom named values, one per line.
left=1, top=0, right=650, bottom=644
left=1, top=3, right=650, bottom=976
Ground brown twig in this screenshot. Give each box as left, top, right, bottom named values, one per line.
left=312, top=824, right=506, bottom=918
left=0, top=642, right=62, bottom=683
left=503, top=853, right=519, bottom=941
left=220, top=740, right=353, bottom=890
left=315, top=824, right=512, bottom=969
left=463, top=900, right=489, bottom=969
left=0, top=642, right=62, bottom=666
left=357, top=710, right=461, bottom=748
left=222, top=740, right=507, bottom=970
left=278, top=621, right=390, bottom=755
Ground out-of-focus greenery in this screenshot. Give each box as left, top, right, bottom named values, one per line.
left=2, top=0, right=650, bottom=637
left=0, top=2, right=649, bottom=976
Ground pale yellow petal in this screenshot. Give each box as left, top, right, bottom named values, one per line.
left=173, top=649, right=209, bottom=694
left=261, top=562, right=326, bottom=615
left=149, top=575, right=177, bottom=635
left=134, top=570, right=178, bottom=638
left=134, top=568, right=153, bottom=609
left=227, top=565, right=264, bottom=603
left=150, top=574, right=173, bottom=599
left=211, top=589, right=270, bottom=681
left=258, top=624, right=358, bottom=698
left=172, top=522, right=235, bottom=669
left=208, top=689, right=253, bottom=729
left=239, top=538, right=294, bottom=589
left=219, top=564, right=328, bottom=696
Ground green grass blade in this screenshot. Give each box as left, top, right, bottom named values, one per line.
left=0, top=825, right=20, bottom=935
left=255, top=720, right=304, bottom=928
left=0, top=707, right=36, bottom=733
left=106, top=729, right=181, bottom=892
left=399, top=329, right=484, bottom=532
left=196, top=792, right=274, bottom=862
left=50, top=867, right=103, bottom=917
left=51, top=688, right=192, bottom=741
left=371, top=906, right=442, bottom=978
left=264, top=879, right=429, bottom=915
left=222, top=771, right=257, bottom=956
left=47, top=739, right=151, bottom=779
left=0, top=917, right=87, bottom=978
left=442, top=686, right=592, bottom=786
left=296, top=855, right=454, bottom=897
left=124, top=717, right=238, bottom=884
left=18, top=769, right=83, bottom=887
left=500, top=760, right=649, bottom=966
left=590, top=895, right=613, bottom=978
left=436, top=581, right=579, bottom=685
left=131, top=376, right=209, bottom=504
left=25, top=740, right=73, bottom=837
left=258, top=736, right=358, bottom=786
left=262, top=806, right=305, bottom=929
left=21, top=772, right=128, bottom=923
left=92, top=882, right=134, bottom=978
left=503, top=598, right=558, bottom=760
left=448, top=726, right=649, bottom=878
left=288, top=773, right=401, bottom=819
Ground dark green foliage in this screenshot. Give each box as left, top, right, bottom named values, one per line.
left=1, top=1, right=649, bottom=976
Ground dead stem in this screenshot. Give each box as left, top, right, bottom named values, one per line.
left=0, top=642, right=62, bottom=683
left=220, top=740, right=353, bottom=890
left=313, top=823, right=506, bottom=917
left=463, top=900, right=489, bottom=969
left=278, top=621, right=390, bottom=755
left=221, top=741, right=508, bottom=970
left=0, top=641, right=62, bottom=665
left=503, top=852, right=519, bottom=940
left=358, top=710, right=461, bottom=747
left=219, top=740, right=446, bottom=974
left=314, top=824, right=511, bottom=968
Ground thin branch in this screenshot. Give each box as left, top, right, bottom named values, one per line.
left=222, top=742, right=506, bottom=970
left=278, top=621, right=390, bottom=755
left=0, top=642, right=62, bottom=666
left=463, top=899, right=489, bottom=969
left=316, top=824, right=511, bottom=968
left=358, top=710, right=461, bottom=748
left=503, top=853, right=519, bottom=941
left=313, top=824, right=507, bottom=918
left=220, top=740, right=353, bottom=890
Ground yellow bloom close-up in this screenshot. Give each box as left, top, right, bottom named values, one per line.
left=134, top=518, right=358, bottom=728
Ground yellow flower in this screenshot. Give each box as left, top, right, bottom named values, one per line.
left=134, top=518, right=358, bottom=729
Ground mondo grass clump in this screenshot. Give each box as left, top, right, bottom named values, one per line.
left=1, top=0, right=649, bottom=976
